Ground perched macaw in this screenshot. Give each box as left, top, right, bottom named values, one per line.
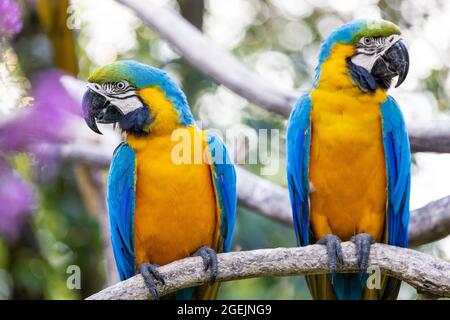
left=82, top=61, right=237, bottom=299
left=286, top=19, right=410, bottom=300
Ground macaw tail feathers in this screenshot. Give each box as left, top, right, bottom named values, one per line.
left=173, top=283, right=220, bottom=300
left=306, top=274, right=402, bottom=300
left=192, top=283, right=221, bottom=300
left=333, top=274, right=366, bottom=300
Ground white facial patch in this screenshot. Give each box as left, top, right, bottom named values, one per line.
left=107, top=95, right=144, bottom=115
left=351, top=34, right=403, bottom=72
left=350, top=53, right=379, bottom=72
left=87, top=82, right=144, bottom=115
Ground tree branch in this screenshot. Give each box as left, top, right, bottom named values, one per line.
left=409, top=195, right=450, bottom=246
left=115, top=0, right=450, bottom=153
left=116, top=0, right=299, bottom=118
left=86, top=242, right=450, bottom=299
left=54, top=144, right=450, bottom=247
left=236, top=167, right=292, bottom=225
left=408, top=121, right=450, bottom=153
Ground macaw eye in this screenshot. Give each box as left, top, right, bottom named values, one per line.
left=362, top=37, right=374, bottom=45
left=115, top=81, right=130, bottom=92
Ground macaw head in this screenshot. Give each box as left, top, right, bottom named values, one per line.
left=82, top=60, right=194, bottom=135
left=315, top=19, right=409, bottom=92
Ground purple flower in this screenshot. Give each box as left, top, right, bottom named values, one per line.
left=0, top=69, right=82, bottom=242
left=0, top=0, right=22, bottom=39
left=0, top=69, right=79, bottom=156
left=0, top=163, right=35, bottom=243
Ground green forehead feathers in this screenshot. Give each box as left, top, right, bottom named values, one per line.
left=88, top=64, right=132, bottom=85
left=354, top=19, right=401, bottom=42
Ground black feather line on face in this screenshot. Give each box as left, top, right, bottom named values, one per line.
left=346, top=58, right=378, bottom=93
left=109, top=93, right=139, bottom=100
left=119, top=106, right=154, bottom=135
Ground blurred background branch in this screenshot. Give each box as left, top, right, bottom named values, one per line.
left=408, top=122, right=450, bottom=153
left=116, top=0, right=299, bottom=117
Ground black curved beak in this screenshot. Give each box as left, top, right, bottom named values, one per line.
left=371, top=39, right=409, bottom=88
left=82, top=89, right=123, bottom=135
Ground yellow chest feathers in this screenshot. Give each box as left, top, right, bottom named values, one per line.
left=126, top=126, right=218, bottom=266
left=309, top=44, right=388, bottom=241
left=311, top=44, right=388, bottom=152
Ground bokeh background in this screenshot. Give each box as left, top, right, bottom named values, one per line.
left=1, top=0, right=450, bottom=299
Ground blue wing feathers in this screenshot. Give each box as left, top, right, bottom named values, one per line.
left=286, top=94, right=312, bottom=246
left=206, top=132, right=237, bottom=253
left=380, top=96, right=411, bottom=248
left=107, top=143, right=136, bottom=280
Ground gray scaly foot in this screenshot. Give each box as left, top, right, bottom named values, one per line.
left=350, top=233, right=375, bottom=279
left=193, top=246, right=218, bottom=283
left=316, top=234, right=344, bottom=283
left=138, top=263, right=165, bottom=300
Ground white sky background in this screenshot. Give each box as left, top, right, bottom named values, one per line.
left=2, top=0, right=450, bottom=297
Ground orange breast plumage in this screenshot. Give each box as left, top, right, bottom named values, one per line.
left=128, top=126, right=219, bottom=266
left=309, top=44, right=388, bottom=242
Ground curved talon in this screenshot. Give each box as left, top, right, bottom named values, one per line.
left=193, top=246, right=218, bottom=283
left=138, top=263, right=165, bottom=300
left=351, top=233, right=375, bottom=279
left=316, top=234, right=343, bottom=283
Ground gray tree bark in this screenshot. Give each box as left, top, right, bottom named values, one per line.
left=86, top=242, right=450, bottom=300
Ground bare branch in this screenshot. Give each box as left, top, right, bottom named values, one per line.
left=408, top=121, right=450, bottom=153
left=55, top=144, right=450, bottom=247
left=86, top=242, right=450, bottom=299
left=116, top=0, right=298, bottom=117
left=236, top=167, right=292, bottom=225
left=177, top=0, right=204, bottom=31
left=409, top=195, right=450, bottom=246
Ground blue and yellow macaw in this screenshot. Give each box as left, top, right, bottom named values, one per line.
left=81, top=61, right=237, bottom=299
left=286, top=19, right=411, bottom=300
